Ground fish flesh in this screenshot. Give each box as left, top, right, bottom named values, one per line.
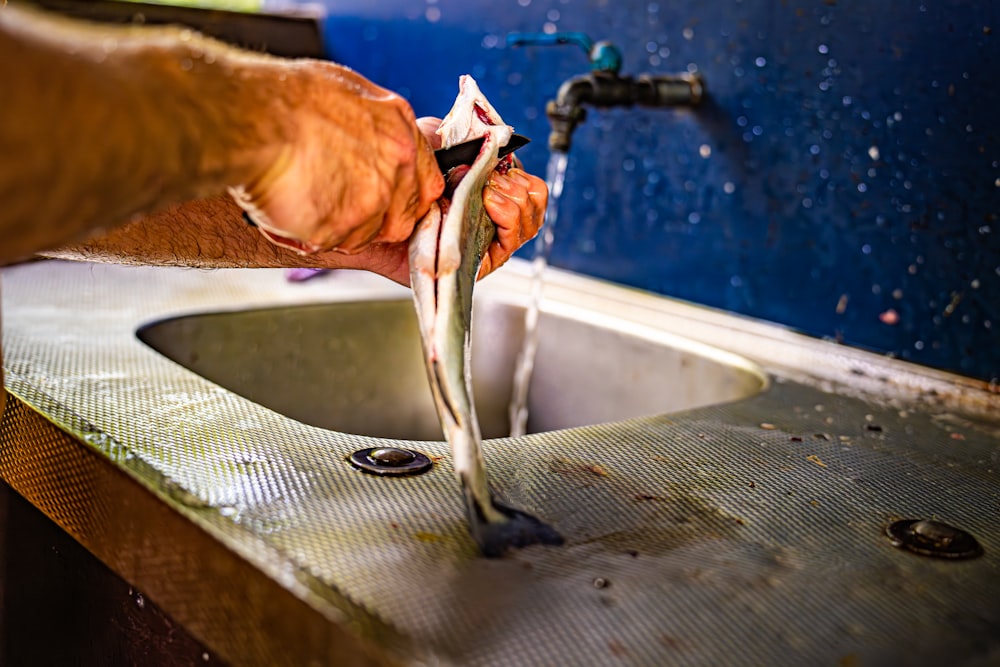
left=408, top=76, right=563, bottom=557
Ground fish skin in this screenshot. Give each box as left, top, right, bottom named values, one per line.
left=408, top=76, right=563, bottom=557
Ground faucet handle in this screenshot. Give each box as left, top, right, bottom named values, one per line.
left=506, top=31, right=623, bottom=74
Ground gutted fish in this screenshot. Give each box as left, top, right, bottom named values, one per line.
left=408, top=76, right=563, bottom=557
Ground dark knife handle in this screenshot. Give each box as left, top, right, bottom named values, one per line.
left=434, top=134, right=531, bottom=173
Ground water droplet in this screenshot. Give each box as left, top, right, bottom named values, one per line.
left=425, top=7, right=441, bottom=21
left=682, top=27, right=694, bottom=40
left=547, top=9, right=560, bottom=20
left=699, top=144, right=712, bottom=158
left=755, top=56, right=766, bottom=67
left=178, top=29, right=192, bottom=42
left=862, top=243, right=872, bottom=254
left=818, top=44, right=829, bottom=54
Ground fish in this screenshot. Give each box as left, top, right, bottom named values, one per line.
left=408, top=75, right=563, bottom=557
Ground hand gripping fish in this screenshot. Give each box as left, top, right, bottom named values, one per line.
left=408, top=76, right=563, bottom=557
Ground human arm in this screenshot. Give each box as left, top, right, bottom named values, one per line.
left=0, top=5, right=443, bottom=264
left=41, top=194, right=415, bottom=282
left=44, top=157, right=548, bottom=285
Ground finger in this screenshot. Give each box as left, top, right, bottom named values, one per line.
left=480, top=190, right=523, bottom=278
left=334, top=213, right=386, bottom=253
left=486, top=168, right=546, bottom=242
left=376, top=124, right=445, bottom=244
left=480, top=181, right=542, bottom=279
left=416, top=116, right=444, bottom=149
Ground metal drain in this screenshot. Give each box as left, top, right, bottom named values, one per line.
left=885, top=519, right=984, bottom=559
left=349, top=447, right=433, bottom=476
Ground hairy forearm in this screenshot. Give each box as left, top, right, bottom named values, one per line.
left=0, top=5, right=283, bottom=262
left=43, top=195, right=412, bottom=283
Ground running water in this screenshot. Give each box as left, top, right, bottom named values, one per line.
left=508, top=151, right=569, bottom=437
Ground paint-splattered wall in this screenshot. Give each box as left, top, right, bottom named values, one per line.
left=319, top=0, right=999, bottom=383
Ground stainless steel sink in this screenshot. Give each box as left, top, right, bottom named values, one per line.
left=137, top=297, right=766, bottom=439
left=6, top=261, right=999, bottom=667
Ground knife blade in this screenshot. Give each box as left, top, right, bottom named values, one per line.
left=434, top=133, right=531, bottom=174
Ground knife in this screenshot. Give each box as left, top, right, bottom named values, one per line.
left=434, top=133, right=531, bottom=174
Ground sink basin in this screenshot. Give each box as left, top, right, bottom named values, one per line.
left=137, top=297, right=766, bottom=439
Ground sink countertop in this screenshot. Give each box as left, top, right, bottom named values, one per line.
left=2, top=259, right=998, bottom=667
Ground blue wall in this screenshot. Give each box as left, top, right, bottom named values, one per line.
left=319, top=0, right=999, bottom=383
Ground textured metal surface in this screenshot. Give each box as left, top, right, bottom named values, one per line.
left=0, top=382, right=402, bottom=666
left=2, top=260, right=999, bottom=666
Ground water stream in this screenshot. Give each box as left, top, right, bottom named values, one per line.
left=508, top=151, right=569, bottom=437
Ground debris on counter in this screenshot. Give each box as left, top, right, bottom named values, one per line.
left=806, top=454, right=828, bottom=467
left=587, top=463, right=609, bottom=477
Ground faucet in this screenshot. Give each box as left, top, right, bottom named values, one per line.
left=507, top=32, right=705, bottom=152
